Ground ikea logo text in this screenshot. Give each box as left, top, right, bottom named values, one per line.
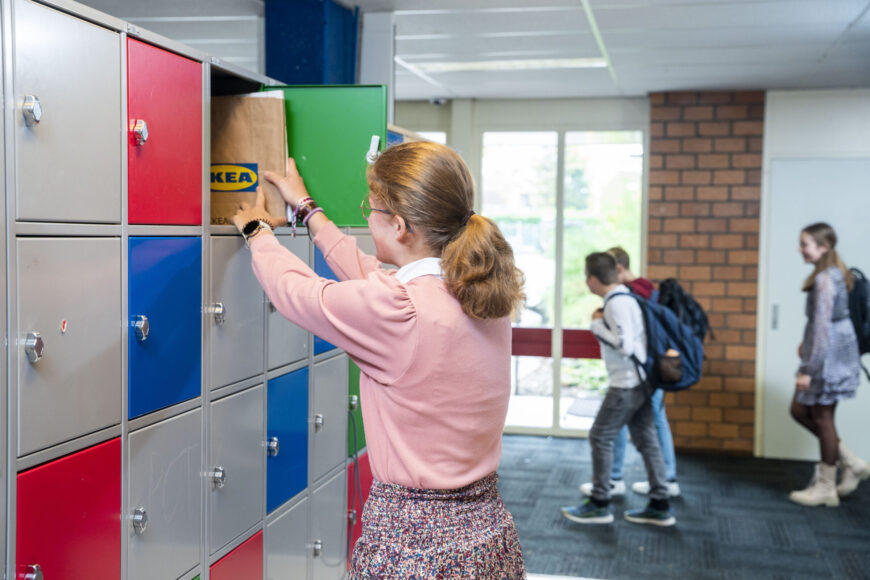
left=211, top=163, right=258, bottom=192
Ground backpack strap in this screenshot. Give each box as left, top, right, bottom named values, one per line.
left=601, top=292, right=649, bottom=385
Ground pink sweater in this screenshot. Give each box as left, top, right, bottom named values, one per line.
left=250, top=222, right=511, bottom=490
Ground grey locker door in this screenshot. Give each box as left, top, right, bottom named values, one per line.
left=13, top=0, right=121, bottom=223
left=311, top=471, right=347, bottom=580
left=128, top=408, right=202, bottom=580
left=266, top=498, right=309, bottom=580
left=310, top=355, right=348, bottom=483
left=209, top=384, right=265, bottom=553
left=268, top=235, right=309, bottom=370
left=17, top=237, right=121, bottom=455
left=210, top=236, right=265, bottom=389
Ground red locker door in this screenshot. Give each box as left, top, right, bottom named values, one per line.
left=127, top=38, right=202, bottom=225
left=16, top=438, right=121, bottom=580
left=347, top=451, right=373, bottom=563
left=210, top=531, right=264, bottom=580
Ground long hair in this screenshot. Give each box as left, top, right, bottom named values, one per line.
left=367, top=141, right=525, bottom=319
left=801, top=222, right=854, bottom=292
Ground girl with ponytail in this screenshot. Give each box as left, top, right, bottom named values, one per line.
left=234, top=141, right=526, bottom=578
left=789, top=222, right=866, bottom=507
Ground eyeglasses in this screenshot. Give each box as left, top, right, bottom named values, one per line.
left=360, top=198, right=413, bottom=233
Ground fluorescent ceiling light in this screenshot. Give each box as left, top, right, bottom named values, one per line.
left=411, top=58, right=607, bottom=73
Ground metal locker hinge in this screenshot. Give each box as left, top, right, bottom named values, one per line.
left=24, top=332, right=44, bottom=363
left=313, top=413, right=325, bottom=432
left=131, top=315, right=149, bottom=341
left=266, top=436, right=280, bottom=457
left=209, top=466, right=227, bottom=489
left=22, top=95, right=42, bottom=127
left=130, top=506, right=148, bottom=535
left=206, top=302, right=226, bottom=325
left=23, top=564, right=43, bottom=580
left=348, top=395, right=359, bottom=411
left=130, top=119, right=148, bottom=145
left=366, top=135, right=380, bottom=165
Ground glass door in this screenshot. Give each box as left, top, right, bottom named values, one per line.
left=481, top=129, right=644, bottom=435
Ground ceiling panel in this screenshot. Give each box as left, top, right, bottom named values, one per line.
left=396, top=8, right=588, bottom=37
left=396, top=34, right=600, bottom=61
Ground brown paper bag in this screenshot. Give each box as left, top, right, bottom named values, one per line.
left=210, top=92, right=288, bottom=225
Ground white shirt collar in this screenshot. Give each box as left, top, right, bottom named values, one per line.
left=395, top=257, right=443, bottom=283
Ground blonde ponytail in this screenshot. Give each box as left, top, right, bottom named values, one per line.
left=441, top=214, right=526, bottom=319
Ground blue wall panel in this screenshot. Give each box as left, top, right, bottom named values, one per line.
left=313, top=246, right=338, bottom=354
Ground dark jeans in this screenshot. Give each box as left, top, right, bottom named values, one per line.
left=589, top=385, right=668, bottom=502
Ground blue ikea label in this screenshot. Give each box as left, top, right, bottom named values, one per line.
left=211, top=163, right=258, bottom=192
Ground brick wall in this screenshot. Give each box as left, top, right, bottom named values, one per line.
left=647, top=91, right=765, bottom=454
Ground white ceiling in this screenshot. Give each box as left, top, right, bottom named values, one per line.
left=77, top=0, right=870, bottom=101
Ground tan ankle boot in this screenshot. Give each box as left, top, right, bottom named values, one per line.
left=789, top=463, right=839, bottom=507
left=837, top=442, right=870, bottom=497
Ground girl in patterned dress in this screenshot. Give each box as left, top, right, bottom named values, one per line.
left=789, top=222, right=868, bottom=506
left=234, top=141, right=527, bottom=578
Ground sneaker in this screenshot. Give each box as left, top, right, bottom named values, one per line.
left=579, top=479, right=626, bottom=497
left=624, top=505, right=676, bottom=527
left=631, top=480, right=681, bottom=497
left=561, top=500, right=614, bottom=524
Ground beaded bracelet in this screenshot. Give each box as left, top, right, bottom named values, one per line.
left=290, top=197, right=317, bottom=237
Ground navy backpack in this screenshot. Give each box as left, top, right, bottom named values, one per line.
left=604, top=292, right=705, bottom=392
left=848, top=267, right=870, bottom=380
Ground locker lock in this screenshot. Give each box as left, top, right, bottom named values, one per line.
left=131, top=315, right=149, bottom=341
left=207, top=302, right=226, bottom=325
left=24, top=332, right=44, bottom=363
left=348, top=395, right=359, bottom=411
left=366, top=135, right=381, bottom=165
left=311, top=539, right=323, bottom=558
left=22, top=95, right=43, bottom=127
left=209, top=466, right=227, bottom=489
left=130, top=506, right=148, bottom=535
left=313, top=413, right=325, bottom=432
left=266, top=436, right=280, bottom=457
left=130, top=119, right=149, bottom=145
left=23, top=564, right=43, bottom=580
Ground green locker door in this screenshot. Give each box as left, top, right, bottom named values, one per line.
left=269, top=85, right=387, bottom=227
left=348, top=361, right=366, bottom=456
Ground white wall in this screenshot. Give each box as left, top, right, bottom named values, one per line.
left=757, top=88, right=870, bottom=459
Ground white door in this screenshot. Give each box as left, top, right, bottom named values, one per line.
left=760, top=157, right=870, bottom=460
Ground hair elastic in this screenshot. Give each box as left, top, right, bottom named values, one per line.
left=461, top=210, right=475, bottom=226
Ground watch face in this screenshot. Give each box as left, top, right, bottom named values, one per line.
left=243, top=220, right=260, bottom=236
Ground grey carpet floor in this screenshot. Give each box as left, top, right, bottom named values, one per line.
left=497, top=434, right=870, bottom=580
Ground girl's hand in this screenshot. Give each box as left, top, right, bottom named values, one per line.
left=263, top=157, right=312, bottom=209
left=795, top=373, right=811, bottom=391
left=232, top=186, right=288, bottom=233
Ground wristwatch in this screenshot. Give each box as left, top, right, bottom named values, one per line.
left=242, top=219, right=272, bottom=247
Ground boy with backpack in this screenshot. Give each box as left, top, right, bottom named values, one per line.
left=561, top=252, right=676, bottom=526
left=576, top=247, right=681, bottom=498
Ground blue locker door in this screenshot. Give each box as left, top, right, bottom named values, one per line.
left=129, top=237, right=202, bottom=418
left=313, top=247, right=338, bottom=355
left=267, top=368, right=309, bottom=513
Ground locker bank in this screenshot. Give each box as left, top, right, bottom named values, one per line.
left=1, top=0, right=384, bottom=577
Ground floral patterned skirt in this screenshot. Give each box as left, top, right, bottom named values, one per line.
left=350, top=472, right=526, bottom=580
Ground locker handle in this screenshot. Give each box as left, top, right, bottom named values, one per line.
left=130, top=506, right=148, bottom=535
left=366, top=135, right=380, bottom=165
left=24, top=332, right=44, bottom=363
left=23, top=564, right=43, bottom=580
left=266, top=436, right=280, bottom=457
left=130, top=119, right=149, bottom=145
left=23, top=95, right=42, bottom=127
left=206, top=302, right=226, bottom=325
left=131, top=315, right=149, bottom=341
left=313, top=413, right=325, bottom=432
left=209, top=466, right=227, bottom=489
